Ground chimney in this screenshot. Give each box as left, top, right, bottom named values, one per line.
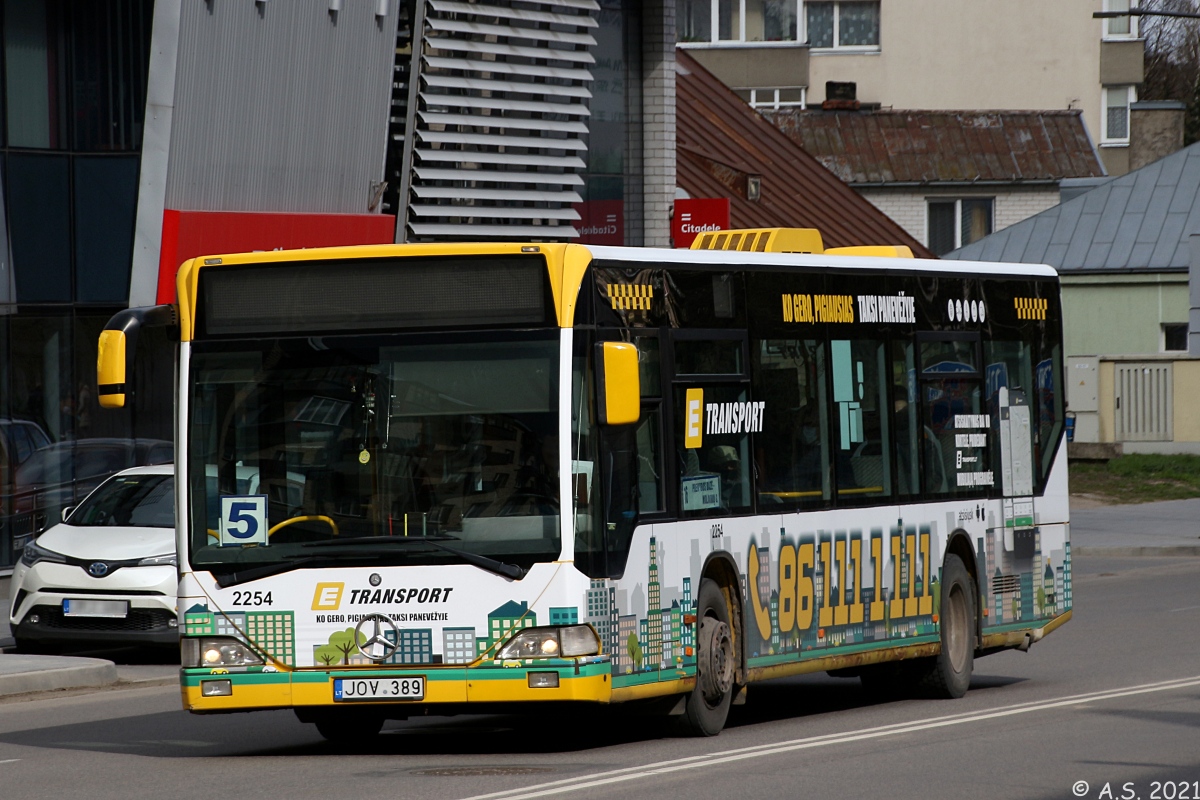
left=822, top=81, right=860, bottom=111
left=1130, top=101, right=1185, bottom=171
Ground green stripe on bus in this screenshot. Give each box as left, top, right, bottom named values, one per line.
left=746, top=634, right=941, bottom=669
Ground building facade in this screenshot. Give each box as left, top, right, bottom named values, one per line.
left=679, top=0, right=1144, bottom=176
left=0, top=0, right=676, bottom=571
left=763, top=108, right=1106, bottom=255
left=948, top=142, right=1200, bottom=453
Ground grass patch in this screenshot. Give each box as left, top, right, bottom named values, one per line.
left=1070, top=454, right=1200, bottom=504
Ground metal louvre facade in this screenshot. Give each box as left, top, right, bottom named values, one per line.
left=390, top=0, right=599, bottom=241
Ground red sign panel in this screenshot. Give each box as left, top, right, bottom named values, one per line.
left=573, top=200, right=624, bottom=245
left=672, top=198, right=730, bottom=248
left=156, top=209, right=396, bottom=303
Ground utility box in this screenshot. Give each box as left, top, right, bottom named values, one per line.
left=1066, top=356, right=1100, bottom=443
left=1067, top=357, right=1099, bottom=411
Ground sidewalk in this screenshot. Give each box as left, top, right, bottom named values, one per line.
left=0, top=653, right=118, bottom=696
left=0, top=496, right=1194, bottom=699
left=0, top=596, right=176, bottom=698
left=1070, top=497, right=1200, bottom=557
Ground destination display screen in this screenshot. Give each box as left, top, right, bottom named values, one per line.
left=197, top=256, right=553, bottom=337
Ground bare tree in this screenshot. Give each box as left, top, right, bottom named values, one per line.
left=1140, top=0, right=1200, bottom=143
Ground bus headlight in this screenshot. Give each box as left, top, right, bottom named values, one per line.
left=496, top=625, right=601, bottom=660
left=182, top=637, right=264, bottom=668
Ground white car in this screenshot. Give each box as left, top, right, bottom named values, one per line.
left=9, top=465, right=178, bottom=651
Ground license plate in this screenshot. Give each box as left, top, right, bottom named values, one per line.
left=63, top=599, right=129, bottom=618
left=334, top=676, right=425, bottom=702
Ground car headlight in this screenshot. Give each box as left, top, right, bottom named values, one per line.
left=496, top=625, right=601, bottom=660
left=182, top=637, right=264, bottom=668
left=20, top=540, right=67, bottom=568
left=137, top=553, right=177, bottom=567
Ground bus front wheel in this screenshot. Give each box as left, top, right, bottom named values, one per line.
left=917, top=553, right=975, bottom=698
left=678, top=578, right=736, bottom=736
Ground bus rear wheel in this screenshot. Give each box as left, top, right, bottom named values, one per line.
left=678, top=578, right=736, bottom=736
left=917, top=554, right=975, bottom=698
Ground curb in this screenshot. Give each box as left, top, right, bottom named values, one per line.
left=0, top=655, right=119, bottom=697
left=1074, top=546, right=1200, bottom=557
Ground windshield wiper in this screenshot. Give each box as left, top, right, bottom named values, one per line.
left=215, top=556, right=330, bottom=588
left=302, top=536, right=528, bottom=581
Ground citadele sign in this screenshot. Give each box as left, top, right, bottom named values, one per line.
left=573, top=200, right=624, bottom=245
left=672, top=198, right=730, bottom=248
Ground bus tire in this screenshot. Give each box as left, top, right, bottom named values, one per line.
left=918, top=554, right=975, bottom=699
left=678, top=578, right=736, bottom=736
left=312, top=710, right=385, bottom=743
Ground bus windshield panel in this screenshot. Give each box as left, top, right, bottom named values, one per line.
left=187, top=329, right=561, bottom=575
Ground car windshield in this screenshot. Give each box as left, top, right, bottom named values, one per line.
left=70, top=473, right=175, bottom=528
left=187, top=329, right=561, bottom=575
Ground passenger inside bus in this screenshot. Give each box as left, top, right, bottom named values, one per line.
left=708, top=445, right=747, bottom=510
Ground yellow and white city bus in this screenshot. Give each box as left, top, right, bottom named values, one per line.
left=96, top=230, right=1071, bottom=738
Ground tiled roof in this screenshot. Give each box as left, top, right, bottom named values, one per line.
left=947, top=141, right=1200, bottom=273
left=762, top=109, right=1106, bottom=186
left=675, top=50, right=931, bottom=256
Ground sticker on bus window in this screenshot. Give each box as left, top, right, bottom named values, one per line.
left=681, top=474, right=722, bottom=511
left=219, top=495, right=268, bottom=546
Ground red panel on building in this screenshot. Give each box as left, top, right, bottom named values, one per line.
left=672, top=198, right=730, bottom=248
left=573, top=200, right=624, bottom=245
left=156, top=209, right=396, bottom=303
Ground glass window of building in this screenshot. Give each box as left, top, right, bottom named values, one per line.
left=928, top=198, right=993, bottom=256
left=804, top=1, right=879, bottom=49
left=1103, top=85, right=1135, bottom=144
left=679, top=0, right=800, bottom=43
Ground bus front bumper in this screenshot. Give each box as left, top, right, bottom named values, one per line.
left=182, top=657, right=613, bottom=713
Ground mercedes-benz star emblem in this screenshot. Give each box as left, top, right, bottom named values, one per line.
left=354, top=613, right=399, bottom=663
left=88, top=562, right=109, bottom=577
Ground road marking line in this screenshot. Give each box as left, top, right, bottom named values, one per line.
left=0, top=759, right=20, bottom=765
left=459, top=675, right=1200, bottom=800
left=1169, top=605, right=1200, bottom=612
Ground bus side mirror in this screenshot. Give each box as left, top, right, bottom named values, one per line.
left=97, top=304, right=178, bottom=409
left=596, top=341, right=640, bottom=426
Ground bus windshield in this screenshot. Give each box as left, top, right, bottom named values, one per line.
left=187, top=329, right=561, bottom=575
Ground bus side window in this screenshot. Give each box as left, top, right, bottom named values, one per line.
left=635, top=336, right=665, bottom=514
left=1035, top=344, right=1064, bottom=486
left=892, top=341, right=920, bottom=497
left=919, top=337, right=985, bottom=497
left=751, top=339, right=829, bottom=506
left=984, top=341, right=1034, bottom=489
left=674, top=384, right=753, bottom=516
left=831, top=340, right=891, bottom=500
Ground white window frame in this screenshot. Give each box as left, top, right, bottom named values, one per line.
left=1101, top=0, right=1138, bottom=40
left=1162, top=323, right=1188, bottom=353
left=748, top=86, right=807, bottom=109
left=678, top=0, right=805, bottom=46
left=1101, top=85, right=1136, bottom=145
left=802, top=0, right=881, bottom=52
left=926, top=197, right=994, bottom=254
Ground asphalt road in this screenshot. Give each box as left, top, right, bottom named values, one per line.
left=0, top=553, right=1196, bottom=800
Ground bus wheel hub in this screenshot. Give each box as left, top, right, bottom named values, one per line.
left=699, top=617, right=734, bottom=703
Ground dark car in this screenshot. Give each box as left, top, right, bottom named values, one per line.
left=0, top=419, right=51, bottom=486
left=6, top=438, right=173, bottom=554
